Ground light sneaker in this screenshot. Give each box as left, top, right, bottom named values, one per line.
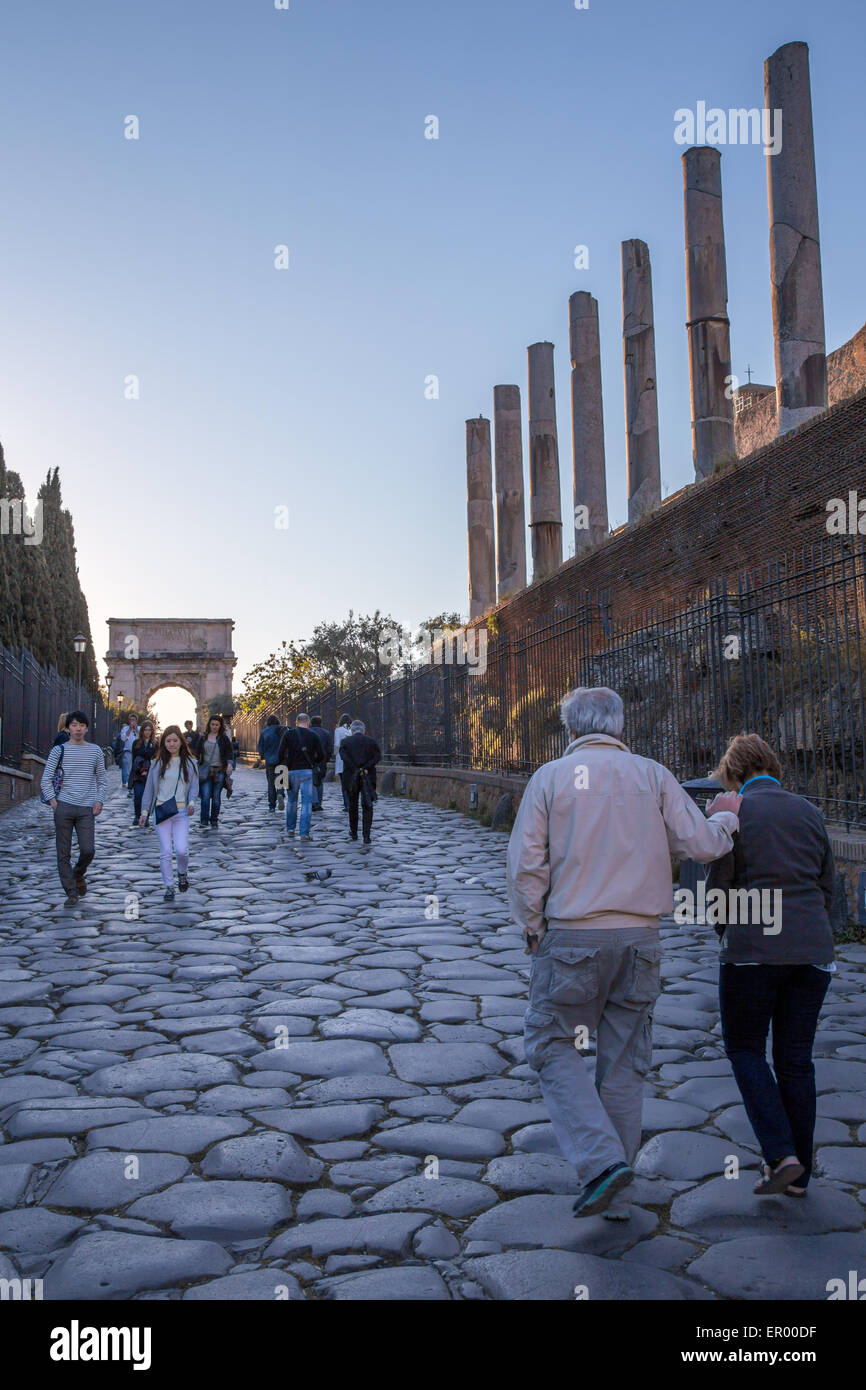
left=603, top=1197, right=631, bottom=1222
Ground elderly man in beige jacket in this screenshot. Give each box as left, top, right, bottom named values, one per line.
left=507, top=687, right=741, bottom=1218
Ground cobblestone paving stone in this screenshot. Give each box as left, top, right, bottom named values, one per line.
left=0, top=766, right=864, bottom=1300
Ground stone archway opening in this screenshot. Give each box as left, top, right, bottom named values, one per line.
left=146, top=683, right=198, bottom=735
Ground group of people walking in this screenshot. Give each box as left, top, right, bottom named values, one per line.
left=41, top=684, right=836, bottom=1213
left=43, top=706, right=381, bottom=905
left=257, top=712, right=381, bottom=844
left=44, top=710, right=240, bottom=903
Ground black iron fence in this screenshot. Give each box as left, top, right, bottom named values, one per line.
left=0, top=642, right=114, bottom=769
left=233, top=536, right=866, bottom=827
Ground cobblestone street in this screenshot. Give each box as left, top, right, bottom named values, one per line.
left=0, top=765, right=864, bottom=1300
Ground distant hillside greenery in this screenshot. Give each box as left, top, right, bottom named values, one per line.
left=0, top=444, right=98, bottom=685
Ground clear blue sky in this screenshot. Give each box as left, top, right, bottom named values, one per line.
left=1, top=0, right=864, bottom=725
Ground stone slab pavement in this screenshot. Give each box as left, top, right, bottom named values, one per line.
left=0, top=765, right=864, bottom=1300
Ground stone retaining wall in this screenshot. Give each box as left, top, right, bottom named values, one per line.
left=382, top=764, right=864, bottom=928
left=0, top=755, right=44, bottom=813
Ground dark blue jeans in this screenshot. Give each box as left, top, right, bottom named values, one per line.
left=200, top=771, right=225, bottom=826
left=719, top=963, right=830, bottom=1186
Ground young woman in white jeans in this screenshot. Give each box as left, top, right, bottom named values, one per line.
left=140, top=725, right=199, bottom=901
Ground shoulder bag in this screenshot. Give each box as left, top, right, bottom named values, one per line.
left=154, top=762, right=184, bottom=824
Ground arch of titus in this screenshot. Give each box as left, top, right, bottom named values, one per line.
left=105, top=619, right=236, bottom=723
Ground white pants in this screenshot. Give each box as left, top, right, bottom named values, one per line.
left=156, top=812, right=189, bottom=887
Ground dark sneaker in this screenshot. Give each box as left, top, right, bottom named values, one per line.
left=178, top=874, right=189, bottom=893
left=164, top=886, right=175, bottom=902
left=64, top=893, right=79, bottom=909
left=349, top=833, right=358, bottom=841
left=210, top=821, right=219, bottom=830
left=276, top=798, right=285, bottom=811
left=300, top=834, right=312, bottom=841
left=75, top=877, right=87, bottom=897
left=573, top=1163, right=634, bottom=1218
left=363, top=837, right=372, bottom=845
left=286, top=830, right=295, bottom=838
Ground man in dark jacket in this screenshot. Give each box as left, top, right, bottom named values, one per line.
left=257, top=715, right=284, bottom=812
left=277, top=713, right=326, bottom=840
left=309, top=716, right=333, bottom=812
left=339, top=719, right=382, bottom=844
left=184, top=721, right=203, bottom=756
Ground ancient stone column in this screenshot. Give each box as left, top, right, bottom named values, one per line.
left=466, top=416, right=496, bottom=619
left=527, top=342, right=563, bottom=580
left=683, top=148, right=736, bottom=479
left=621, top=239, right=661, bottom=524
left=493, top=384, right=527, bottom=600
left=765, top=40, right=827, bottom=434
left=569, top=292, right=608, bottom=553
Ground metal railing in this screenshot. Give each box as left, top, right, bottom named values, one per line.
left=233, top=536, right=866, bottom=826
left=0, top=642, right=114, bottom=769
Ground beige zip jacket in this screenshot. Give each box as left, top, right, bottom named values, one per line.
left=506, top=735, right=739, bottom=941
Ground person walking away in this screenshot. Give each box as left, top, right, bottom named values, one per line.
left=41, top=710, right=108, bottom=908
left=333, top=714, right=352, bottom=812
left=257, top=715, right=284, bottom=812
left=507, top=687, right=741, bottom=1219
left=277, top=713, right=326, bottom=840
left=140, top=724, right=199, bottom=901
left=197, top=714, right=233, bottom=829
left=184, top=720, right=203, bottom=756
left=129, top=720, right=157, bottom=827
left=339, top=720, right=381, bottom=844
left=309, top=716, right=333, bottom=812
left=119, top=715, right=139, bottom=793
left=705, top=733, right=836, bottom=1198
left=52, top=714, right=70, bottom=749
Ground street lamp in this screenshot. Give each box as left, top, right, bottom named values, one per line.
left=73, top=634, right=86, bottom=711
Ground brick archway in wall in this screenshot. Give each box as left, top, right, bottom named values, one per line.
left=105, top=618, right=236, bottom=725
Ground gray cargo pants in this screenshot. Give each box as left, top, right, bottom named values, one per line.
left=524, top=926, right=662, bottom=1187
left=53, top=801, right=95, bottom=895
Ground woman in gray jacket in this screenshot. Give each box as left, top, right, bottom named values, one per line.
left=706, top=733, right=835, bottom=1198
left=140, top=726, right=200, bottom=901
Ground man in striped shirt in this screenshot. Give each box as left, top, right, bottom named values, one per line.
left=41, top=710, right=108, bottom=908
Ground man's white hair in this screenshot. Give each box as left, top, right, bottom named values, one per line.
left=350, top=719, right=365, bottom=734
left=561, top=686, right=624, bottom=739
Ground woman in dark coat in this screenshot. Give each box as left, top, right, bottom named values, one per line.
left=129, top=720, right=157, bottom=828
left=706, top=733, right=835, bottom=1198
left=197, top=714, right=234, bottom=829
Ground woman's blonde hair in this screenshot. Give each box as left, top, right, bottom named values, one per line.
left=57, top=712, right=68, bottom=734
left=715, top=733, right=782, bottom=790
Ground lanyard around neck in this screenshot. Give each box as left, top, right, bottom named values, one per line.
left=740, top=775, right=780, bottom=791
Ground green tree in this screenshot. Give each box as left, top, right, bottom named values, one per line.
left=238, top=639, right=327, bottom=713
left=203, top=691, right=240, bottom=722
left=304, top=610, right=401, bottom=685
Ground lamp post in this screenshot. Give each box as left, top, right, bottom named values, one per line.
left=105, top=673, right=113, bottom=741
left=73, top=634, right=86, bottom=711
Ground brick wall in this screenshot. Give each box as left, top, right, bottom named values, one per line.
left=0, top=766, right=35, bottom=812
left=488, top=385, right=866, bottom=636
left=733, top=320, right=866, bottom=460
